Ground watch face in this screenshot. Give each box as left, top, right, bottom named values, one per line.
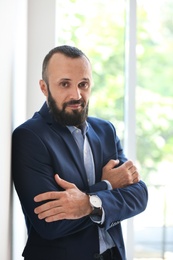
left=90, top=195, right=102, bottom=208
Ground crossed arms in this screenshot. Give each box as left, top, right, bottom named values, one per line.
left=34, top=159, right=140, bottom=222
left=12, top=125, right=148, bottom=240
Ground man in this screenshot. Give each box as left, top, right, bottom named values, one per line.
left=12, top=45, right=148, bottom=260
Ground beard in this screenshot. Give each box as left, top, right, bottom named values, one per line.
left=47, top=88, right=89, bottom=126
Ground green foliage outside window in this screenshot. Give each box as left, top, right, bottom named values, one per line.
left=56, top=0, right=173, bottom=185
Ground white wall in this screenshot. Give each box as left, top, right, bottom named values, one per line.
left=12, top=1, right=28, bottom=259
left=27, top=0, right=56, bottom=118
left=0, top=0, right=14, bottom=259
left=0, top=0, right=56, bottom=259
left=13, top=1, right=56, bottom=259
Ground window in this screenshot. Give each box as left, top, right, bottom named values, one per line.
left=56, top=0, right=125, bottom=137
left=135, top=0, right=173, bottom=258
left=56, top=0, right=173, bottom=259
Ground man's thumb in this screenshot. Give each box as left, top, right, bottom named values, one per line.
left=54, top=174, right=74, bottom=189
left=108, top=159, right=120, bottom=168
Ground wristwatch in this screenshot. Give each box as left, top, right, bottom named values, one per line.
left=89, top=195, right=102, bottom=216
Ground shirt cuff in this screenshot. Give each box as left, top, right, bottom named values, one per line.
left=102, top=180, right=112, bottom=190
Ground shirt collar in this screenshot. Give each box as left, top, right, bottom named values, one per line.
left=67, top=121, right=89, bottom=136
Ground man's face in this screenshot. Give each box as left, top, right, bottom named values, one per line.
left=40, top=53, right=92, bottom=126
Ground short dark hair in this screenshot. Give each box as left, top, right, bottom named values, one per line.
left=42, top=45, right=89, bottom=84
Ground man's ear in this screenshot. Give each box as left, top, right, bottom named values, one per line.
left=39, top=80, right=48, bottom=97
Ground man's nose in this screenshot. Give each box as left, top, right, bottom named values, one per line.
left=70, top=86, right=82, bottom=100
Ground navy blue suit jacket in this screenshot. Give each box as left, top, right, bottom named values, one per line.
left=12, top=102, right=148, bottom=260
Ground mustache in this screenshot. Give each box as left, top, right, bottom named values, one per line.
left=63, top=99, right=85, bottom=107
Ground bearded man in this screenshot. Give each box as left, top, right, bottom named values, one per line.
left=12, top=45, right=148, bottom=260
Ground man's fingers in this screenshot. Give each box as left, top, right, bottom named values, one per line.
left=34, top=175, right=76, bottom=202
left=34, top=191, right=59, bottom=202
left=34, top=199, right=60, bottom=214
left=55, top=174, right=76, bottom=190
left=132, top=171, right=141, bottom=182
left=45, top=212, right=66, bottom=222
left=129, top=165, right=137, bottom=174
left=104, top=159, right=120, bottom=170
left=123, top=160, right=134, bottom=169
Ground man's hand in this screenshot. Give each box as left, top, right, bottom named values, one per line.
left=102, top=159, right=140, bottom=189
left=34, top=175, right=92, bottom=222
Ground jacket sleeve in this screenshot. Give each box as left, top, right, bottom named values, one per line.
left=12, top=127, right=93, bottom=240
left=97, top=180, right=148, bottom=230
left=86, top=120, right=148, bottom=224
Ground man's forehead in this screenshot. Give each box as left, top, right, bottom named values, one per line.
left=49, top=52, right=88, bottom=64
left=47, top=53, right=92, bottom=76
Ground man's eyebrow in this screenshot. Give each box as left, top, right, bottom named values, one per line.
left=59, top=78, right=90, bottom=81
left=59, top=78, right=71, bottom=81
left=81, top=78, right=90, bottom=81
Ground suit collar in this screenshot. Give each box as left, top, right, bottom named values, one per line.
left=38, top=102, right=55, bottom=125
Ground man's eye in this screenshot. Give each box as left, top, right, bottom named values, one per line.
left=60, top=82, right=69, bottom=88
left=79, top=82, right=89, bottom=89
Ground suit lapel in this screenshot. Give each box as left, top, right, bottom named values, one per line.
left=87, top=124, right=103, bottom=183
left=52, top=123, right=89, bottom=186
